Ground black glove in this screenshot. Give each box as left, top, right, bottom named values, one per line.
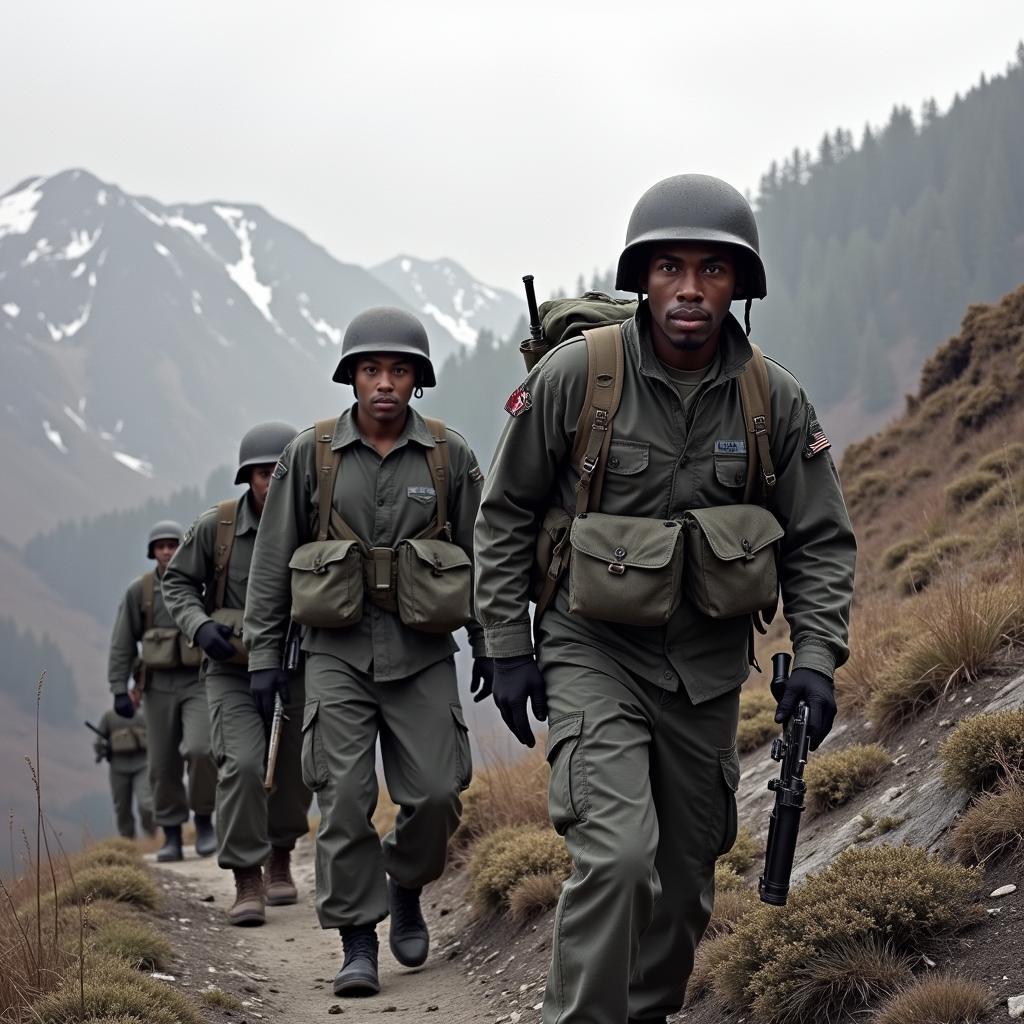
left=113, top=693, right=135, bottom=719
left=250, top=668, right=290, bottom=723
left=774, top=667, right=837, bottom=751
left=470, top=657, right=495, bottom=702
left=492, top=656, right=548, bottom=748
left=195, top=620, right=237, bottom=662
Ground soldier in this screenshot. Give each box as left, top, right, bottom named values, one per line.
left=244, top=307, right=488, bottom=996
left=108, top=520, right=218, bottom=863
left=162, top=422, right=313, bottom=927
left=90, top=684, right=155, bottom=839
left=474, top=175, right=857, bottom=1024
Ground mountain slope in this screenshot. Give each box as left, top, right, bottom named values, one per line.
left=0, top=169, right=464, bottom=542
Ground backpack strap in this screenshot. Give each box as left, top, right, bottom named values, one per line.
left=421, top=417, right=451, bottom=539
left=738, top=342, right=776, bottom=505
left=313, top=417, right=363, bottom=547
left=571, top=325, right=625, bottom=516
left=210, top=498, right=238, bottom=612
left=140, top=571, right=155, bottom=633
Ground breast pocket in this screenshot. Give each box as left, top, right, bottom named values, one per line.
left=713, top=454, right=747, bottom=490
left=606, top=439, right=649, bottom=476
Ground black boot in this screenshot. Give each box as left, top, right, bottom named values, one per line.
left=388, top=878, right=429, bottom=968
left=193, top=814, right=217, bottom=857
left=156, top=825, right=183, bottom=863
left=333, top=926, right=380, bottom=997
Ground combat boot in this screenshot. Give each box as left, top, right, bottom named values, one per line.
left=156, top=825, right=183, bottom=863
left=193, top=814, right=217, bottom=857
left=387, top=878, right=429, bottom=968
left=229, top=866, right=266, bottom=927
left=333, top=925, right=380, bottom=996
left=264, top=846, right=298, bottom=906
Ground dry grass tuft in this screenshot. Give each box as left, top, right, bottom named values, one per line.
left=468, top=826, right=571, bottom=913
left=950, top=776, right=1024, bottom=865
left=737, top=687, right=779, bottom=753
left=804, top=744, right=891, bottom=814
left=199, top=986, right=244, bottom=1010
left=55, top=865, right=159, bottom=911
left=32, top=952, right=202, bottom=1024
left=976, top=441, right=1024, bottom=475
left=945, top=469, right=1001, bottom=509
left=72, top=841, right=144, bottom=872
left=710, top=845, right=982, bottom=1021
left=718, top=827, right=759, bottom=875
left=714, top=863, right=744, bottom=892
left=686, top=932, right=733, bottom=1005
left=873, top=974, right=992, bottom=1024
left=898, top=535, right=969, bottom=594
left=940, top=709, right=1024, bottom=792
left=90, top=917, right=172, bottom=971
left=705, top=887, right=759, bottom=939
left=507, top=872, right=563, bottom=922
left=837, top=602, right=911, bottom=710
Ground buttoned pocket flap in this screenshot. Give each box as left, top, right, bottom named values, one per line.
left=684, top=505, right=783, bottom=562
left=545, top=712, right=583, bottom=762
left=606, top=440, right=650, bottom=476
left=714, top=454, right=748, bottom=489
left=402, top=539, right=472, bottom=573
left=570, top=513, right=681, bottom=570
left=288, top=539, right=361, bottom=574
left=301, top=698, right=319, bottom=733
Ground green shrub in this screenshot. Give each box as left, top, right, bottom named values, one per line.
left=73, top=841, right=144, bottom=872
left=56, top=865, right=159, bottom=911
left=804, top=744, right=890, bottom=814
left=468, top=826, right=571, bottom=911
left=705, top=886, right=759, bottom=939
left=950, top=777, right=1024, bottom=865
left=945, top=469, right=1001, bottom=509
left=33, top=953, right=202, bottom=1024
left=873, top=974, right=992, bottom=1024
left=91, top=917, right=171, bottom=970
left=718, top=827, right=759, bottom=875
left=199, top=987, right=243, bottom=1010
left=940, top=709, right=1024, bottom=791
left=714, top=863, right=744, bottom=892
left=507, top=872, right=563, bottom=921
left=686, top=931, right=733, bottom=1005
left=711, top=845, right=982, bottom=1021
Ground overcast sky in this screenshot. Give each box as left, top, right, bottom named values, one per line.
left=4, top=1, right=1021, bottom=293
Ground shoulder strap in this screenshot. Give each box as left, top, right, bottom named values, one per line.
left=422, top=417, right=450, bottom=538
left=738, top=343, right=776, bottom=505
left=210, top=499, right=238, bottom=611
left=140, top=571, right=155, bottom=633
left=571, top=325, right=625, bottom=516
left=313, top=417, right=363, bottom=548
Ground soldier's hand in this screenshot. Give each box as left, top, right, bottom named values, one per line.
left=196, top=620, right=237, bottom=662
left=470, top=657, right=495, bottom=702
left=492, top=656, right=548, bottom=748
left=113, top=693, right=135, bottom=719
left=250, top=668, right=290, bottom=723
left=774, top=667, right=836, bottom=751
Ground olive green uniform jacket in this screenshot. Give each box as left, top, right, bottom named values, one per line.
left=474, top=310, right=856, bottom=697
left=244, top=406, right=486, bottom=676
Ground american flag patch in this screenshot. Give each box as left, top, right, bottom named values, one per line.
left=803, top=425, right=831, bottom=459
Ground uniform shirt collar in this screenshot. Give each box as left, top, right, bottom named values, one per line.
left=330, top=404, right=437, bottom=452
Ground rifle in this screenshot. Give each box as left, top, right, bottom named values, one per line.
left=264, top=623, right=299, bottom=792
left=85, top=721, right=112, bottom=763
left=758, top=652, right=810, bottom=906
left=522, top=274, right=544, bottom=344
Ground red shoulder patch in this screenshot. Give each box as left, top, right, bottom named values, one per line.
left=504, top=385, right=533, bottom=417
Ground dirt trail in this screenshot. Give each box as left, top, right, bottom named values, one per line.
left=150, top=836, right=497, bottom=1023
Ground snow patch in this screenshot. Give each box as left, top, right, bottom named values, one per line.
left=42, top=420, right=68, bottom=454
left=113, top=451, right=154, bottom=478
left=421, top=303, right=477, bottom=346
left=165, top=214, right=207, bottom=241
left=153, top=241, right=171, bottom=257
left=46, top=301, right=92, bottom=341
left=63, top=405, right=87, bottom=432
left=61, top=228, right=101, bottom=260
left=0, top=178, right=45, bottom=240
left=96, top=189, right=107, bottom=206
left=214, top=206, right=274, bottom=322
left=70, top=262, right=86, bottom=279
left=300, top=307, right=342, bottom=345
left=2, top=302, right=19, bottom=317
left=191, top=290, right=202, bottom=316
left=400, top=258, right=412, bottom=272
left=89, top=272, right=96, bottom=288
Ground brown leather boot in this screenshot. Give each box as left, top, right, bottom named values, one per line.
left=264, top=846, right=298, bottom=906
left=229, top=866, right=265, bottom=926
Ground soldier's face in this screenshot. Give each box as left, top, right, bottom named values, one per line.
left=249, top=465, right=274, bottom=512
left=151, top=539, right=178, bottom=570
left=353, top=355, right=416, bottom=423
left=642, top=245, right=737, bottom=356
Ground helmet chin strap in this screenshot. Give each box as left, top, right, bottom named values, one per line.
left=744, top=298, right=753, bottom=337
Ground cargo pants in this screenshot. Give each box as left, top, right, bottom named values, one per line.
left=301, top=652, right=472, bottom=929
left=540, top=659, right=740, bottom=1024
left=143, top=671, right=218, bottom=827
left=109, top=754, right=155, bottom=838
left=207, top=667, right=311, bottom=869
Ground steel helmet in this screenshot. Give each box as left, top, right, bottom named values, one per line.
left=332, top=307, right=436, bottom=388
left=615, top=174, right=767, bottom=300
left=147, top=520, right=183, bottom=559
left=234, top=421, right=297, bottom=485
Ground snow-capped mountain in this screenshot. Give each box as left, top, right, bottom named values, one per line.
left=0, top=169, right=503, bottom=542
left=372, top=255, right=523, bottom=348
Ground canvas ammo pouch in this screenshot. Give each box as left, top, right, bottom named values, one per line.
left=396, top=538, right=472, bottom=634
left=178, top=635, right=204, bottom=667
left=141, top=627, right=181, bottom=669
left=211, top=607, right=249, bottom=665
left=109, top=725, right=145, bottom=755
left=567, top=513, right=684, bottom=626
left=289, top=539, right=365, bottom=629
left=682, top=504, right=784, bottom=619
